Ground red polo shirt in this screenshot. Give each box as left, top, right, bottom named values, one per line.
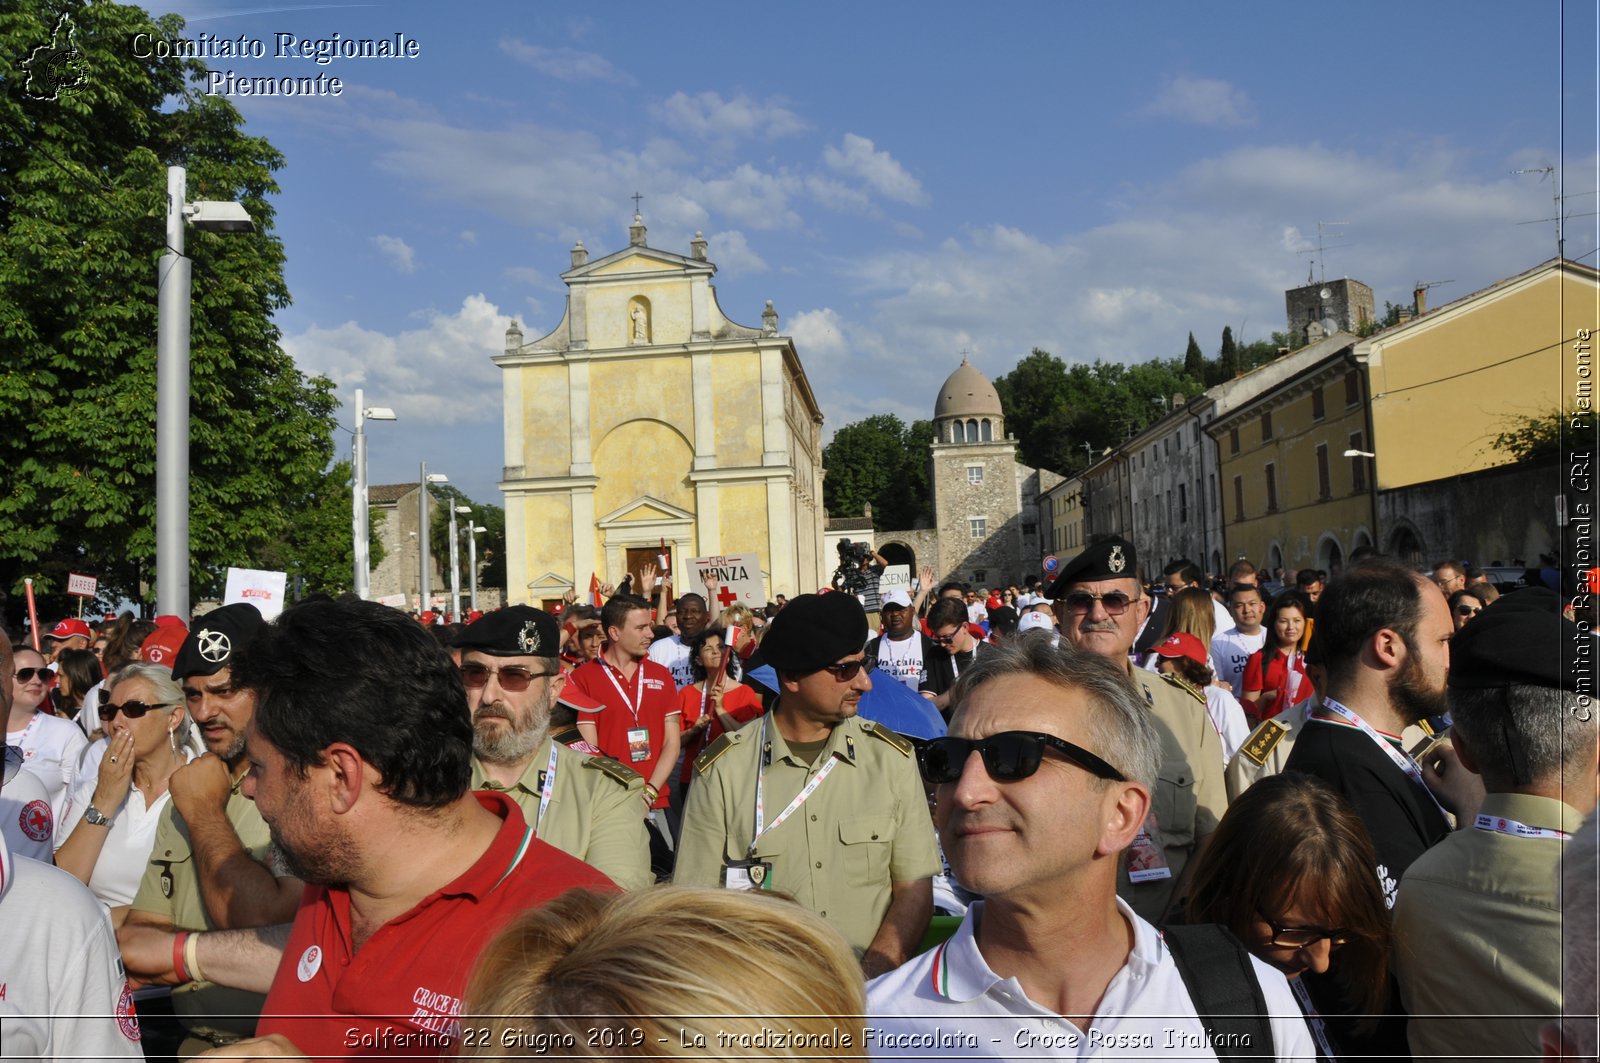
left=258, top=792, right=611, bottom=1061
left=568, top=657, right=679, bottom=808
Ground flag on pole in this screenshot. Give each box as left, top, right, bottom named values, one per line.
left=589, top=573, right=603, bottom=608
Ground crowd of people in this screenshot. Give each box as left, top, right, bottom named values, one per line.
left=1, top=538, right=1595, bottom=1062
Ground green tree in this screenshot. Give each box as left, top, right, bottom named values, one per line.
left=822, top=415, right=932, bottom=530
left=1213, top=326, right=1239, bottom=384
left=994, top=349, right=1074, bottom=471
left=253, top=461, right=385, bottom=599
left=0, top=1, right=344, bottom=614
left=1184, top=332, right=1206, bottom=382
left=427, top=485, right=507, bottom=609
left=1488, top=410, right=1596, bottom=464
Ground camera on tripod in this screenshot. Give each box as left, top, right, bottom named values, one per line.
left=831, top=539, right=875, bottom=595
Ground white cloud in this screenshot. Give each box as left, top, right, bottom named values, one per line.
left=459, top=230, right=477, bottom=245
left=705, top=230, right=767, bottom=274
left=372, top=234, right=415, bottom=273
left=822, top=133, right=929, bottom=206
left=655, top=91, right=808, bottom=141
left=1143, top=75, right=1256, bottom=127
left=498, top=38, right=635, bottom=84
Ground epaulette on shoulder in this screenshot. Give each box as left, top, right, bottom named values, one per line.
left=695, top=732, right=738, bottom=776
left=583, top=755, right=643, bottom=789
left=1161, top=671, right=1207, bottom=707
left=860, top=719, right=913, bottom=757
left=1240, top=718, right=1290, bottom=767
left=551, top=725, right=583, bottom=747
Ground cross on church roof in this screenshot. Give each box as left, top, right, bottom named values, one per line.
left=631, top=191, right=643, bottom=213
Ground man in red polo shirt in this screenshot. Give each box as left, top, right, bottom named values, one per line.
left=184, top=598, right=609, bottom=1061
left=569, top=593, right=679, bottom=876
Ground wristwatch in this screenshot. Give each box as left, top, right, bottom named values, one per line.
left=84, top=805, right=114, bottom=827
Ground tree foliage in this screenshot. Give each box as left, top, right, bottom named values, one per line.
left=1488, top=410, right=1596, bottom=465
left=427, top=484, right=507, bottom=608
left=822, top=414, right=931, bottom=530
left=0, top=1, right=346, bottom=617
left=1183, top=332, right=1205, bottom=381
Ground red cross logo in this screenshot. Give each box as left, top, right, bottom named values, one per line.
left=714, top=585, right=739, bottom=608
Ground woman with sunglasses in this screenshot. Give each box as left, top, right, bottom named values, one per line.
left=1448, top=587, right=1486, bottom=631
left=1184, top=772, right=1392, bottom=1061
left=54, top=663, right=195, bottom=920
left=8, top=644, right=88, bottom=835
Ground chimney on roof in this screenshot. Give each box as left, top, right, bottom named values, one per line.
left=1172, top=392, right=1185, bottom=409
left=1413, top=285, right=1427, bottom=316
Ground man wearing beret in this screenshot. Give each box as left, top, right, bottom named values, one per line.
left=117, top=603, right=299, bottom=1056
left=1045, top=535, right=1227, bottom=923
left=674, top=592, right=939, bottom=975
left=1393, top=587, right=1596, bottom=1061
left=457, top=606, right=652, bottom=889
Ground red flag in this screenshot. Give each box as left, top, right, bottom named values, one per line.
left=589, top=573, right=603, bottom=608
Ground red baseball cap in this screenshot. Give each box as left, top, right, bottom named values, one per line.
left=48, top=618, right=92, bottom=641
left=1155, top=632, right=1208, bottom=667
left=153, top=614, right=188, bottom=631
left=139, top=627, right=188, bottom=667
left=555, top=682, right=604, bottom=714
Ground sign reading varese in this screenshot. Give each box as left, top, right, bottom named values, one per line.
left=222, top=567, right=288, bottom=620
left=691, top=554, right=765, bottom=611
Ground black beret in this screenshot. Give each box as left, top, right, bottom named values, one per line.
left=1448, top=587, right=1582, bottom=691
left=454, top=606, right=561, bottom=658
left=1046, top=536, right=1139, bottom=598
left=760, top=592, right=868, bottom=672
left=172, top=603, right=267, bottom=679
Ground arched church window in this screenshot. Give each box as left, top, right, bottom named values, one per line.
left=980, top=419, right=993, bottom=442
left=965, top=418, right=978, bottom=442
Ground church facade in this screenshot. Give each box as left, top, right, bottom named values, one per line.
left=495, top=216, right=827, bottom=607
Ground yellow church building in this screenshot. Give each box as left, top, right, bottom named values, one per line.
left=495, top=215, right=827, bottom=608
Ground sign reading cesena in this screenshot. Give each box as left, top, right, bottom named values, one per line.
left=691, top=554, right=766, bottom=612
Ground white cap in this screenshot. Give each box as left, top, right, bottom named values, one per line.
left=881, top=589, right=913, bottom=609
left=1018, top=607, right=1055, bottom=633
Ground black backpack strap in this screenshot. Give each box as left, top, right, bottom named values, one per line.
left=1161, top=923, right=1275, bottom=1060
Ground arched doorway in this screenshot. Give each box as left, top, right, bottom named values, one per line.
left=1387, top=524, right=1425, bottom=565
left=1267, top=543, right=1284, bottom=580
left=878, top=541, right=915, bottom=571
left=1316, top=533, right=1344, bottom=574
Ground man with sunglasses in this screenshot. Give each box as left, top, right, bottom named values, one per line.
left=457, top=606, right=652, bottom=889
left=922, top=596, right=994, bottom=716
left=675, top=591, right=939, bottom=976
left=117, top=603, right=298, bottom=1056
left=867, top=634, right=1315, bottom=1058
left=1046, top=536, right=1227, bottom=924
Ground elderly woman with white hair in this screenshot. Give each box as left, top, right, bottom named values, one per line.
left=54, top=662, right=196, bottom=922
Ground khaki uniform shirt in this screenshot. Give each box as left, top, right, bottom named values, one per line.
left=129, top=776, right=276, bottom=1043
left=1394, top=792, right=1581, bottom=1061
left=1225, top=697, right=1314, bottom=802
left=471, top=738, right=651, bottom=890
left=674, top=714, right=940, bottom=954
left=1121, top=669, right=1228, bottom=922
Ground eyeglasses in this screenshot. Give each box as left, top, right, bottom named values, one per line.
left=99, top=700, right=178, bottom=722
left=917, top=730, right=1127, bottom=785
left=13, top=667, right=53, bottom=683
left=459, top=663, right=558, bottom=692
left=1258, top=911, right=1350, bottom=949
left=817, top=655, right=876, bottom=682
left=1060, top=591, right=1137, bottom=616
left=931, top=630, right=962, bottom=646
left=1455, top=604, right=1482, bottom=617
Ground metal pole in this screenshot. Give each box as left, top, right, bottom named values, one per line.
left=353, top=388, right=370, bottom=599
left=419, top=461, right=430, bottom=612
left=449, top=506, right=461, bottom=621
left=156, top=165, right=191, bottom=619
left=468, top=528, right=479, bottom=612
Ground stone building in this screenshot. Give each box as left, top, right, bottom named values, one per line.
left=1285, top=277, right=1375, bottom=345
left=366, top=482, right=444, bottom=610
left=494, top=215, right=827, bottom=607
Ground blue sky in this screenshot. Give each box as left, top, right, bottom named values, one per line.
left=141, top=1, right=1597, bottom=506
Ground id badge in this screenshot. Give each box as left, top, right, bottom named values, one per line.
left=1125, top=810, right=1173, bottom=882
left=626, top=727, right=651, bottom=763
left=720, top=858, right=774, bottom=891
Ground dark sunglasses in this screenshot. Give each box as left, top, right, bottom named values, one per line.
left=1061, top=590, right=1136, bottom=616
left=1455, top=604, right=1482, bottom=617
left=459, top=662, right=558, bottom=692
left=918, top=730, right=1127, bottom=785
left=931, top=631, right=962, bottom=646
left=14, top=667, right=53, bottom=683
left=817, top=655, right=876, bottom=682
left=99, top=700, right=178, bottom=722
left=1258, top=911, right=1350, bottom=949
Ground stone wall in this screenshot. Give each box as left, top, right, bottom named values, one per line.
left=1378, top=458, right=1561, bottom=567
left=930, top=439, right=1023, bottom=585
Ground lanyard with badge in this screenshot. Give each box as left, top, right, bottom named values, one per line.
left=601, top=660, right=652, bottom=764
left=1471, top=814, right=1570, bottom=841
left=722, top=715, right=840, bottom=891
left=533, top=741, right=560, bottom=834
left=1315, top=698, right=1450, bottom=820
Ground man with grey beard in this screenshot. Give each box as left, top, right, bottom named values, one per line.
left=459, top=606, right=652, bottom=889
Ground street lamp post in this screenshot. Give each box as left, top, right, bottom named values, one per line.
left=418, top=464, right=448, bottom=613
left=449, top=505, right=470, bottom=621
left=466, top=524, right=487, bottom=612
left=351, top=389, right=397, bottom=600
left=156, top=165, right=254, bottom=619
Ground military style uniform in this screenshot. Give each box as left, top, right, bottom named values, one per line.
left=674, top=714, right=940, bottom=955
left=1122, top=669, right=1228, bottom=922
left=470, top=737, right=651, bottom=890
left=129, top=775, right=276, bottom=1052
left=1225, top=697, right=1312, bottom=801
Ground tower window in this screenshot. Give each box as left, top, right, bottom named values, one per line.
left=966, top=463, right=984, bottom=486
left=968, top=517, right=987, bottom=539
left=980, top=419, right=993, bottom=442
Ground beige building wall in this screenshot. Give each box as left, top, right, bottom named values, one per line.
left=1358, top=260, right=1599, bottom=490
left=496, top=219, right=825, bottom=605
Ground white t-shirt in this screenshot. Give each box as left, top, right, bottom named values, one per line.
left=1211, top=627, right=1268, bottom=698
left=0, top=756, right=55, bottom=862
left=646, top=635, right=694, bottom=690
left=867, top=897, right=1317, bottom=1060
left=0, top=845, right=143, bottom=1059
left=966, top=601, right=989, bottom=625
left=1204, top=685, right=1252, bottom=766
left=62, top=750, right=196, bottom=908
left=7, top=711, right=88, bottom=834
left=876, top=634, right=927, bottom=692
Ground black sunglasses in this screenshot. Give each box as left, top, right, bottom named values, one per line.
left=1061, top=590, right=1137, bottom=616
left=918, top=730, right=1127, bottom=785
left=99, top=700, right=178, bottom=722
left=14, top=667, right=53, bottom=683
left=1455, top=604, right=1482, bottom=617
left=817, top=655, right=876, bottom=682
left=1258, top=911, right=1350, bottom=949
left=459, top=662, right=558, bottom=692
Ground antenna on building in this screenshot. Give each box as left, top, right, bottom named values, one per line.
left=1296, top=221, right=1352, bottom=285
left=1512, top=166, right=1564, bottom=259
left=1411, top=279, right=1454, bottom=316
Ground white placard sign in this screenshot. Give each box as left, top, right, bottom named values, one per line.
left=877, top=564, right=911, bottom=596
left=375, top=594, right=408, bottom=609
left=691, top=554, right=766, bottom=612
left=66, top=572, right=98, bottom=598
left=222, top=568, right=288, bottom=620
